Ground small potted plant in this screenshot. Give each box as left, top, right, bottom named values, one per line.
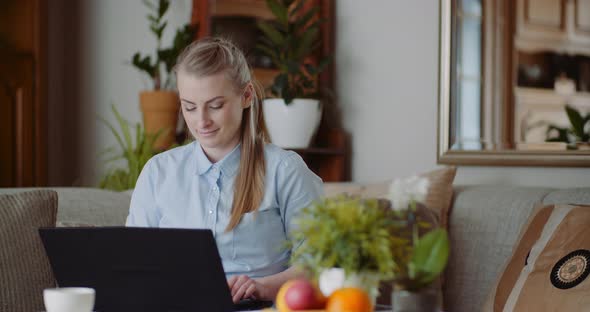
left=290, top=195, right=397, bottom=303
left=131, top=0, right=194, bottom=150
left=99, top=105, right=161, bottom=191
left=386, top=176, right=450, bottom=312
left=256, top=0, right=331, bottom=148
left=545, top=104, right=590, bottom=150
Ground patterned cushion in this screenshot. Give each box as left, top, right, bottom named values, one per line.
left=483, top=204, right=590, bottom=311
left=444, top=186, right=551, bottom=312
left=0, top=190, right=58, bottom=312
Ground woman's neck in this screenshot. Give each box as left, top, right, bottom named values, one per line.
left=202, top=138, right=240, bottom=163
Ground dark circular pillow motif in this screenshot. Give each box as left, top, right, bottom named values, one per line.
left=551, top=249, right=590, bottom=289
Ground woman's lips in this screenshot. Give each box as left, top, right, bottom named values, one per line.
left=198, top=129, right=219, bottom=137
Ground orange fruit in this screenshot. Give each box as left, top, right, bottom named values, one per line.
left=326, top=287, right=373, bottom=312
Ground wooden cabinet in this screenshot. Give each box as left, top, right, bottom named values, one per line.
left=0, top=0, right=48, bottom=187
left=189, top=0, right=349, bottom=181
left=190, top=0, right=334, bottom=93
left=573, top=0, right=590, bottom=37
left=518, top=0, right=566, bottom=37
left=516, top=0, right=590, bottom=54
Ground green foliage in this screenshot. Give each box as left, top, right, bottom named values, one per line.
left=291, top=196, right=450, bottom=291
left=546, top=105, right=590, bottom=147
left=291, top=196, right=399, bottom=279
left=405, top=229, right=449, bottom=291
left=132, top=0, right=195, bottom=90
left=256, top=0, right=331, bottom=104
left=99, top=104, right=161, bottom=191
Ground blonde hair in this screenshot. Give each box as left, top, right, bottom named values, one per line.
left=174, top=37, right=269, bottom=231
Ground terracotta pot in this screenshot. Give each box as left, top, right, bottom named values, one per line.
left=139, top=91, right=179, bottom=150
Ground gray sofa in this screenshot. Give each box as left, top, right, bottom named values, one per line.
left=1, top=185, right=589, bottom=312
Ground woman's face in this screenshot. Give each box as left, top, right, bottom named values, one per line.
left=177, top=70, right=250, bottom=162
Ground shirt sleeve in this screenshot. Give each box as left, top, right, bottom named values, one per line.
left=126, top=158, right=161, bottom=227
left=276, top=152, right=324, bottom=244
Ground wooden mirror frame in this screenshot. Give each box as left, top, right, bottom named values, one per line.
left=437, top=0, right=590, bottom=167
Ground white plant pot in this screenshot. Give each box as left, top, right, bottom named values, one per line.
left=262, top=98, right=322, bottom=148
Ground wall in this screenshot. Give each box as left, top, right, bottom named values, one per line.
left=48, top=0, right=191, bottom=186
left=51, top=0, right=590, bottom=187
left=335, top=0, right=590, bottom=187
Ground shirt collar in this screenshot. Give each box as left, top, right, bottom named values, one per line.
left=194, top=142, right=241, bottom=178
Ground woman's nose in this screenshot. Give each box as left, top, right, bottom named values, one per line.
left=196, top=107, right=212, bottom=126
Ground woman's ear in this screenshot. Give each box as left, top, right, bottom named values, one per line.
left=242, top=83, right=254, bottom=108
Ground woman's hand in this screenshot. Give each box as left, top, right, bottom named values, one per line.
left=227, top=275, right=270, bottom=303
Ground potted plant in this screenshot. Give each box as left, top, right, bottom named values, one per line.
left=256, top=0, right=331, bottom=148
left=290, top=176, right=450, bottom=311
left=99, top=105, right=161, bottom=191
left=386, top=176, right=450, bottom=312
left=132, top=0, right=194, bottom=150
left=290, top=195, right=397, bottom=303
left=545, top=105, right=590, bottom=150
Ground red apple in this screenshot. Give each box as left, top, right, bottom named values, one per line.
left=284, top=279, right=320, bottom=310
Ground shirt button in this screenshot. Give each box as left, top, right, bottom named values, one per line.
left=209, top=210, right=213, bottom=214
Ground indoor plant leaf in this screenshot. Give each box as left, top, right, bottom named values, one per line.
left=265, top=0, right=288, bottom=25
left=565, top=105, right=585, bottom=140
left=256, top=21, right=286, bottom=46
left=410, top=228, right=449, bottom=278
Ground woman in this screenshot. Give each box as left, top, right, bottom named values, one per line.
left=126, top=37, right=323, bottom=303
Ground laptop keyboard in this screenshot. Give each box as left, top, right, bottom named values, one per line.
left=233, top=299, right=274, bottom=311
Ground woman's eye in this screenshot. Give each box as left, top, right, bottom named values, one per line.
left=210, top=103, right=223, bottom=109
left=184, top=106, right=196, bottom=112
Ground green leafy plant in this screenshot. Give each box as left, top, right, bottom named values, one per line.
left=291, top=194, right=450, bottom=292
left=132, top=0, right=195, bottom=90
left=99, top=105, right=161, bottom=191
left=256, top=0, right=331, bottom=104
left=546, top=105, right=590, bottom=147
left=389, top=206, right=450, bottom=291
left=290, top=196, right=398, bottom=279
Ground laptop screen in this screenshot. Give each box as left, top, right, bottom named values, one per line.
left=39, top=227, right=235, bottom=312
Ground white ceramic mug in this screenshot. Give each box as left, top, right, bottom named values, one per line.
left=43, top=287, right=95, bottom=312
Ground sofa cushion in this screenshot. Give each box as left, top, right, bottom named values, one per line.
left=0, top=190, right=58, bottom=312
left=543, top=188, right=590, bottom=206
left=0, top=188, right=131, bottom=226
left=444, top=186, right=552, bottom=312
left=361, top=167, right=457, bottom=227
left=483, top=204, right=590, bottom=311
left=323, top=182, right=365, bottom=198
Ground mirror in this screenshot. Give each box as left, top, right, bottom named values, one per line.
left=438, top=0, right=590, bottom=166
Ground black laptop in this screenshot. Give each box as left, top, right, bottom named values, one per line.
left=39, top=227, right=273, bottom=312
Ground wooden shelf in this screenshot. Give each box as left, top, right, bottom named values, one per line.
left=252, top=68, right=279, bottom=91
left=210, top=0, right=274, bottom=19
left=190, top=0, right=345, bottom=181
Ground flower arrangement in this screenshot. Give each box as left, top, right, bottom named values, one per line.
left=386, top=176, right=450, bottom=291
left=290, top=175, right=450, bottom=301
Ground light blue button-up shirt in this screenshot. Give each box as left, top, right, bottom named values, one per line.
left=126, top=141, right=323, bottom=278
